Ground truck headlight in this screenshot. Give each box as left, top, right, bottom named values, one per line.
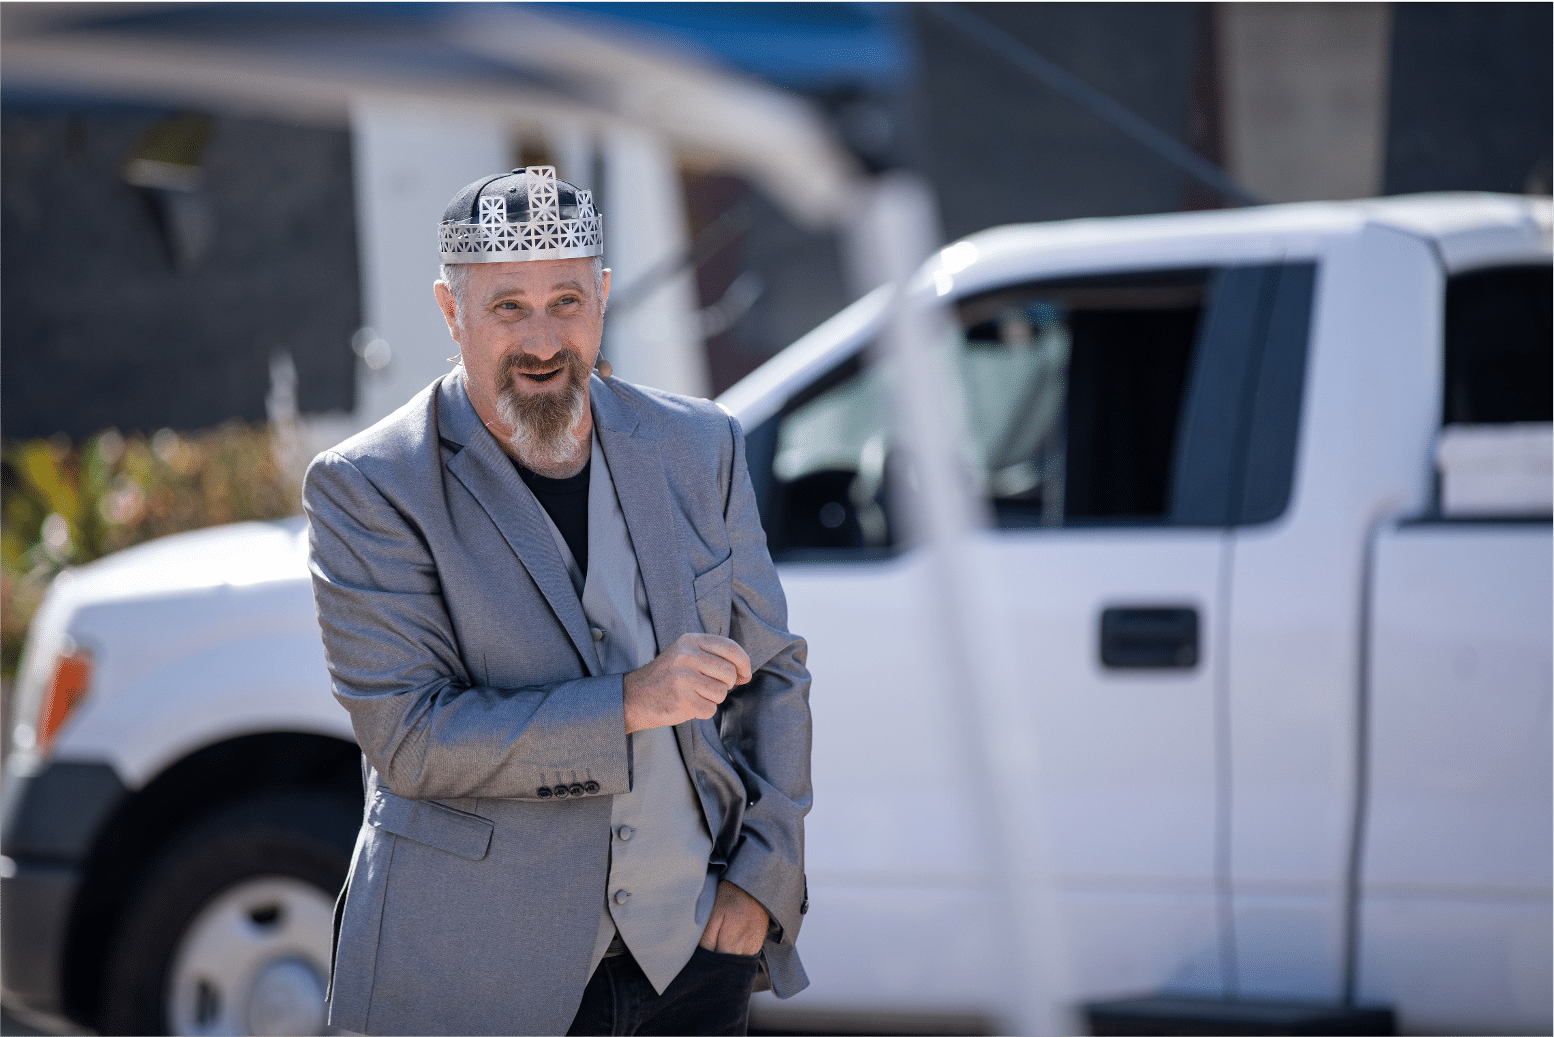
left=15, top=639, right=94, bottom=753
left=41, top=640, right=94, bottom=749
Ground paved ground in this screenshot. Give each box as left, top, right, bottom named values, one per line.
left=1, top=1007, right=68, bottom=1035
left=0, top=1007, right=969, bottom=1037
left=0, top=1007, right=91, bottom=1037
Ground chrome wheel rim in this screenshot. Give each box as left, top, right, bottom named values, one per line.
left=167, top=876, right=333, bottom=1036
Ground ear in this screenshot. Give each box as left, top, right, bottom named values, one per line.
left=433, top=280, right=462, bottom=341
left=598, top=268, right=611, bottom=312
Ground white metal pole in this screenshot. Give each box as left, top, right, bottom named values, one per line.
left=599, top=127, right=710, bottom=397
left=846, top=171, right=1072, bottom=1036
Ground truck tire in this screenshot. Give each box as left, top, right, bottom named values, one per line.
left=100, top=791, right=359, bottom=1036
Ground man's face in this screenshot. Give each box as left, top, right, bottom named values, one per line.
left=435, top=258, right=610, bottom=456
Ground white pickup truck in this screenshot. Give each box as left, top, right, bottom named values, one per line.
left=4, top=194, right=1549, bottom=1037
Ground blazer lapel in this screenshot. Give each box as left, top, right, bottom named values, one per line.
left=438, top=373, right=599, bottom=674
left=592, top=383, right=694, bottom=658
left=593, top=385, right=710, bottom=784
left=592, top=381, right=726, bottom=804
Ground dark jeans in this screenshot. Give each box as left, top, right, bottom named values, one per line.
left=566, top=945, right=760, bottom=1036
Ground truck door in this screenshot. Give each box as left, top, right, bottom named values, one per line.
left=1360, top=263, right=1552, bottom=1034
left=1223, top=224, right=1429, bottom=1004
left=744, top=264, right=1304, bottom=1018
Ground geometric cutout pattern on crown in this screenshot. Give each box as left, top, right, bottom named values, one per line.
left=439, top=166, right=603, bottom=264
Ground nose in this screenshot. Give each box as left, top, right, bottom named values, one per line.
left=514, top=320, right=569, bottom=364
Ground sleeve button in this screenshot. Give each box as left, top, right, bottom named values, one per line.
left=568, top=783, right=585, bottom=797
left=537, top=787, right=553, bottom=799
left=584, top=781, right=600, bottom=794
left=553, top=785, right=569, bottom=799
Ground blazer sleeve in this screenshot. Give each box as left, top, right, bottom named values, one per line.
left=712, top=413, right=814, bottom=960
left=303, top=448, right=631, bottom=802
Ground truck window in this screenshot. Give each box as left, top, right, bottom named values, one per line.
left=755, top=354, right=897, bottom=559
left=1444, top=265, right=1552, bottom=425
left=750, top=264, right=1315, bottom=559
left=957, top=271, right=1208, bottom=528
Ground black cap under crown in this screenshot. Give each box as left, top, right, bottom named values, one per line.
left=438, top=166, right=602, bottom=264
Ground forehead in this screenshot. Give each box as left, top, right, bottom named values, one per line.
left=466, top=257, right=595, bottom=298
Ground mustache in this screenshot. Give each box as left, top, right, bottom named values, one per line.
left=499, top=348, right=591, bottom=382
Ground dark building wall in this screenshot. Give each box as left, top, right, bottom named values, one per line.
left=1, top=107, right=360, bottom=439
left=687, top=172, right=853, bottom=396
left=908, top=2, right=1201, bottom=241
left=698, top=2, right=1209, bottom=395
left=8, top=4, right=1547, bottom=418
left=1384, top=3, right=1553, bottom=196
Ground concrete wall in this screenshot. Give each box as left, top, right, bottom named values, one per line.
left=1217, top=3, right=1392, bottom=203
left=908, top=3, right=1200, bottom=240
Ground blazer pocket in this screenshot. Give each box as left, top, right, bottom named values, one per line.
left=692, top=552, right=734, bottom=638
left=367, top=787, right=494, bottom=861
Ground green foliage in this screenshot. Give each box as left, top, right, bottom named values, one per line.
left=1, top=423, right=301, bottom=678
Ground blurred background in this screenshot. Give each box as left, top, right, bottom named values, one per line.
left=2, top=2, right=1549, bottom=666
left=1, top=4, right=1549, bottom=1036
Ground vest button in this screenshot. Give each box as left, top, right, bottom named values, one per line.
left=613, top=889, right=630, bottom=905
left=591, top=627, right=606, bottom=641
left=616, top=825, right=633, bottom=841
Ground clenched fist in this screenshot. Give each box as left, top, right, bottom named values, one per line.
left=622, top=633, right=752, bottom=733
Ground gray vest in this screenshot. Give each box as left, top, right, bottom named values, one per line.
left=538, top=433, right=718, bottom=995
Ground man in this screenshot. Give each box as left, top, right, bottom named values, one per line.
left=304, top=167, right=812, bottom=1036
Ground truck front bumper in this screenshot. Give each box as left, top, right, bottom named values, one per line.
left=1, top=758, right=128, bottom=1022
left=1, top=859, right=80, bottom=1016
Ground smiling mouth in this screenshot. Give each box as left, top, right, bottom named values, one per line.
left=501, top=347, right=586, bottom=392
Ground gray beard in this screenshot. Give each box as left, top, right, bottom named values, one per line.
left=495, top=380, right=589, bottom=474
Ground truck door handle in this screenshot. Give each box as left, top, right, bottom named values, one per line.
left=1099, top=607, right=1200, bottom=669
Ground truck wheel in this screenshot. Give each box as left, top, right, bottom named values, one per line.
left=100, top=792, right=358, bottom=1036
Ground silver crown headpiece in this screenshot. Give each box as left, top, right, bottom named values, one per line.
left=438, top=166, right=603, bottom=264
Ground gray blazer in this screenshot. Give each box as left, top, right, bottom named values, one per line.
left=303, top=369, right=812, bottom=1036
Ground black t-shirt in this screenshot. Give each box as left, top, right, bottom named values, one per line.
left=516, top=459, right=590, bottom=576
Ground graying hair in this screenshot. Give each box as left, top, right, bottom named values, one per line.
left=438, top=256, right=606, bottom=324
